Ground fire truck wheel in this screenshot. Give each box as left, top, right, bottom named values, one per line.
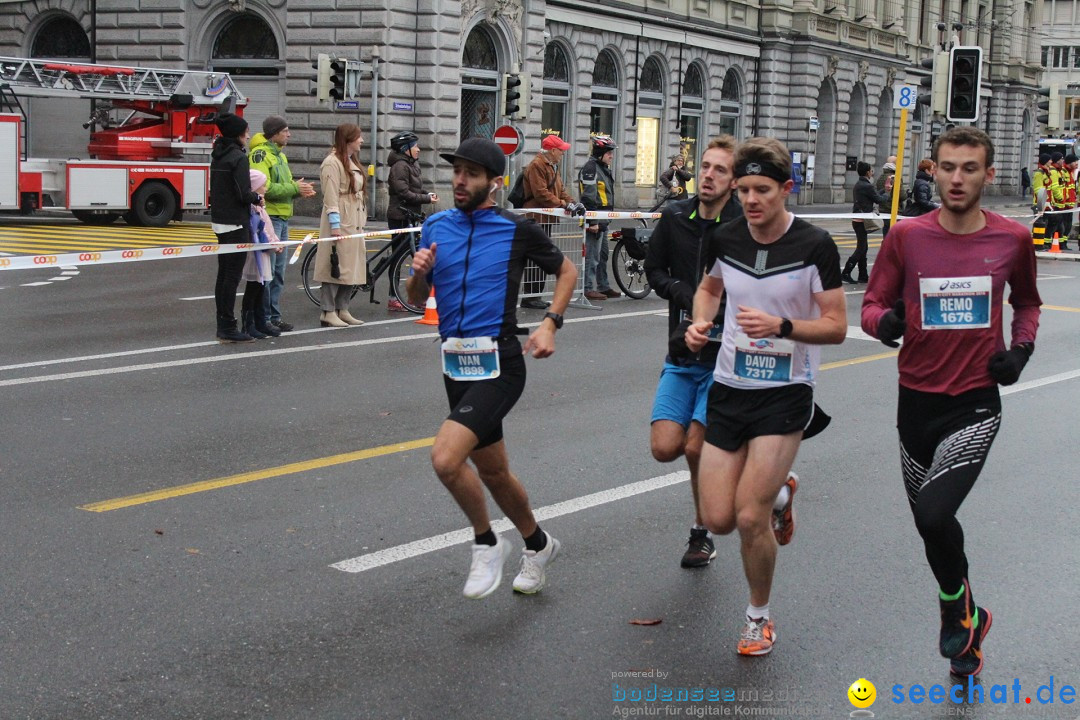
left=132, top=182, right=178, bottom=227
left=71, top=209, right=121, bottom=225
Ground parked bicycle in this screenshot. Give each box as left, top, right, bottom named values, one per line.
left=607, top=192, right=673, bottom=299
left=301, top=206, right=425, bottom=314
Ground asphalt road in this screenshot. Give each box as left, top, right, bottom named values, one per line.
left=1, top=216, right=1079, bottom=720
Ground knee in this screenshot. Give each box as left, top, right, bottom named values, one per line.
left=702, top=507, right=736, bottom=536
left=650, top=438, right=683, bottom=463
left=430, top=446, right=465, bottom=484
left=735, top=504, right=771, bottom=540
left=912, top=502, right=953, bottom=539
left=683, top=439, right=702, bottom=467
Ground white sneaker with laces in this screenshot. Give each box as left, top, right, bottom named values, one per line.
left=463, top=536, right=509, bottom=599
left=512, top=532, right=561, bottom=594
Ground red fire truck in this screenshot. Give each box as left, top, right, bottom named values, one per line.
left=0, top=56, right=245, bottom=227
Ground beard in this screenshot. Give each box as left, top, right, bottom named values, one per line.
left=455, top=183, right=490, bottom=212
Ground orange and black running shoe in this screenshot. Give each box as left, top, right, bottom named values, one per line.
left=737, top=617, right=777, bottom=656
left=772, top=473, right=798, bottom=546
left=950, top=607, right=992, bottom=678
left=939, top=579, right=975, bottom=658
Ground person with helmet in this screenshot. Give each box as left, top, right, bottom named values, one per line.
left=1049, top=152, right=1070, bottom=249
left=386, top=131, right=440, bottom=310
left=1033, top=153, right=1057, bottom=244
left=578, top=135, right=620, bottom=300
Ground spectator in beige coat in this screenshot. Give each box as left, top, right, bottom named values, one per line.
left=316, top=123, right=368, bottom=328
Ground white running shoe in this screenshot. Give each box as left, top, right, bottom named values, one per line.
left=512, top=532, right=561, bottom=594
left=463, top=536, right=509, bottom=599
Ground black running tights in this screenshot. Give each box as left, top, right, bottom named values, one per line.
left=897, top=385, right=1001, bottom=595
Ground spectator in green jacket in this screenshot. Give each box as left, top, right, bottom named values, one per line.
left=249, top=115, right=316, bottom=332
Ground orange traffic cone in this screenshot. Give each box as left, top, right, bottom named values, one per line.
left=415, top=286, right=439, bottom=325
left=1050, top=232, right=1063, bottom=254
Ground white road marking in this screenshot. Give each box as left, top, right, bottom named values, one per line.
left=330, top=368, right=1080, bottom=575
left=47, top=276, right=71, bottom=281
left=330, top=471, right=689, bottom=573
left=20, top=282, right=51, bottom=286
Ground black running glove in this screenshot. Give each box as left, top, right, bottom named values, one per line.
left=988, top=344, right=1033, bottom=386
left=877, top=298, right=906, bottom=348
left=668, top=318, right=693, bottom=361
left=566, top=202, right=587, bottom=217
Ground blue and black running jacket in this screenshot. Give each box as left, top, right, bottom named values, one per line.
left=420, top=207, right=565, bottom=340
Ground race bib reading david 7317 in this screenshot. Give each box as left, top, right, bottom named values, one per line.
left=919, top=276, right=991, bottom=330
left=733, top=333, right=794, bottom=383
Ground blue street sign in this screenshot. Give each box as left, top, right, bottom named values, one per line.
left=393, top=101, right=414, bottom=112
left=336, top=100, right=360, bottom=111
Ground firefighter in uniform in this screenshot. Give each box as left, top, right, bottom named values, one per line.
left=1033, top=153, right=1055, bottom=245
left=1049, top=152, right=1070, bottom=250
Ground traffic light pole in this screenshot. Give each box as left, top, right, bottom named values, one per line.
left=889, top=108, right=908, bottom=226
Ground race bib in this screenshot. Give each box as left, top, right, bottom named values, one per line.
left=733, top=332, right=794, bottom=383
left=441, top=337, right=500, bottom=381
left=680, top=309, right=722, bottom=342
left=919, top=276, right=991, bottom=330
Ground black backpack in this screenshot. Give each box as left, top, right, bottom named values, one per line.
left=507, top=172, right=526, bottom=208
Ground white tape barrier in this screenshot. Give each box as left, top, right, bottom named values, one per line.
left=515, top=206, right=1050, bottom=223
left=0, top=225, right=420, bottom=272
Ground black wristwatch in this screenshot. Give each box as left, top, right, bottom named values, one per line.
left=543, top=311, right=564, bottom=330
left=777, top=318, right=793, bottom=339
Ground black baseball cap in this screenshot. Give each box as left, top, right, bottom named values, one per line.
left=440, top=138, right=506, bottom=177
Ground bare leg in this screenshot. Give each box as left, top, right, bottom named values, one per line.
left=429, top=420, right=490, bottom=534
left=470, top=439, right=538, bottom=538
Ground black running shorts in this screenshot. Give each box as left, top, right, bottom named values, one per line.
left=705, top=382, right=816, bottom=451
left=443, top=341, right=527, bottom=449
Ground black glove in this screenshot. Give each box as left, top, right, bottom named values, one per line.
left=668, top=318, right=693, bottom=361
left=988, top=344, right=1032, bottom=386
left=877, top=298, right=906, bottom=348
left=566, top=202, right=587, bottom=217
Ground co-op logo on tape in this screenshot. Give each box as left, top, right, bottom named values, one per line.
left=939, top=279, right=974, bottom=291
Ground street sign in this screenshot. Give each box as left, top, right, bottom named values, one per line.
left=493, top=124, right=522, bottom=156
left=335, top=100, right=359, bottom=111
left=393, top=101, right=413, bottom=111
left=893, top=82, right=918, bottom=110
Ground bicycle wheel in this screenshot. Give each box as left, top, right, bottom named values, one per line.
left=389, top=246, right=424, bottom=314
left=611, top=239, right=651, bottom=299
left=301, top=245, right=320, bottom=306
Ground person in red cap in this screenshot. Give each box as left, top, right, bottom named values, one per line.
left=521, top=134, right=585, bottom=309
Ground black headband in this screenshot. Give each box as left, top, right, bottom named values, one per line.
left=734, top=159, right=789, bottom=183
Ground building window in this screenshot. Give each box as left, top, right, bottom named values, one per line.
left=1073, top=47, right=1080, bottom=68
left=719, top=69, right=742, bottom=138
left=635, top=56, right=665, bottom=187
left=210, top=13, right=281, bottom=127
left=542, top=42, right=571, bottom=144
left=213, top=13, right=278, bottom=63
left=679, top=63, right=706, bottom=178
left=590, top=49, right=620, bottom=142
left=30, top=15, right=90, bottom=58
left=461, top=25, right=501, bottom=141
left=1053, top=46, right=1069, bottom=69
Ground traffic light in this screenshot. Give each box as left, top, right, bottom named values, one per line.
left=311, top=53, right=330, bottom=103
left=502, top=73, right=522, bottom=117
left=917, top=52, right=948, bottom=115
left=329, top=58, right=347, bottom=100
left=1038, top=85, right=1062, bottom=131
left=946, top=46, right=983, bottom=122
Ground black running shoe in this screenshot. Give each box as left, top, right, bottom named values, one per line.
left=939, top=579, right=975, bottom=658
left=950, top=607, right=992, bottom=678
left=680, top=528, right=716, bottom=568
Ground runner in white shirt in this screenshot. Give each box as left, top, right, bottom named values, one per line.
left=685, top=136, right=847, bottom=656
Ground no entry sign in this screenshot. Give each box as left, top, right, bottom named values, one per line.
left=493, top=125, right=522, bottom=156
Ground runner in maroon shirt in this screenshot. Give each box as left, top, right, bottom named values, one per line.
left=862, top=127, right=1041, bottom=679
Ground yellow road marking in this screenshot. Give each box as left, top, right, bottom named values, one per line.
left=78, top=437, right=435, bottom=512
left=1042, top=303, right=1080, bottom=313
left=79, top=348, right=904, bottom=513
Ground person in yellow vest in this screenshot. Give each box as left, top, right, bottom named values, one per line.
left=1049, top=152, right=1069, bottom=249
left=1065, top=153, right=1078, bottom=248
left=1033, top=153, right=1056, bottom=244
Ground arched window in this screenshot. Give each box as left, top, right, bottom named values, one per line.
left=679, top=64, right=706, bottom=176
left=31, top=15, right=90, bottom=58
left=461, top=24, right=501, bottom=141
left=635, top=56, right=666, bottom=187
left=590, top=49, right=620, bottom=141
left=719, top=69, right=742, bottom=137
left=543, top=43, right=572, bottom=163
left=209, top=13, right=281, bottom=133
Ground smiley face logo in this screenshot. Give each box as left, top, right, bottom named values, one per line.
left=848, top=678, right=876, bottom=709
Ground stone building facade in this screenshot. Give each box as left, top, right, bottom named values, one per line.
left=0, top=0, right=1043, bottom=215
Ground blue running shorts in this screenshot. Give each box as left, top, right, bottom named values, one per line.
left=651, top=361, right=714, bottom=428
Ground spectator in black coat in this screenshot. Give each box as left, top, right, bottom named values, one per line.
left=844, top=161, right=888, bottom=284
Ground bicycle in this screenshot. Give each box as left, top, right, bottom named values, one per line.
left=608, top=192, right=673, bottom=299
left=301, top=206, right=425, bottom=314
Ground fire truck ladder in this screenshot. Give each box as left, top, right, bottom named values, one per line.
left=0, top=56, right=245, bottom=105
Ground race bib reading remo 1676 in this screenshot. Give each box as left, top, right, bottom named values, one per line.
left=919, top=276, right=991, bottom=330
left=441, top=337, right=501, bottom=380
